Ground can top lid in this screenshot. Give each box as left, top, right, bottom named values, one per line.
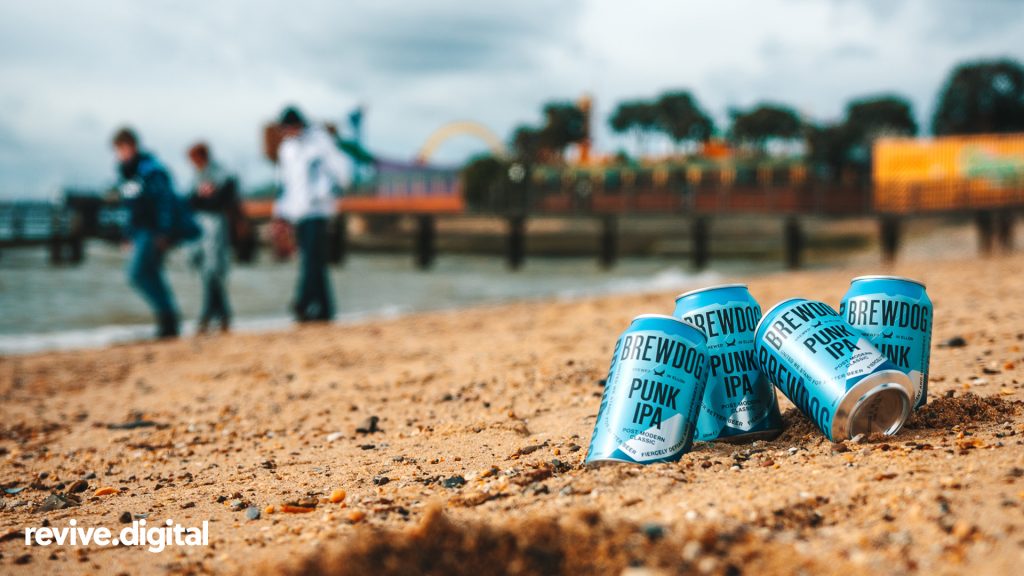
left=850, top=275, right=926, bottom=288
left=632, top=313, right=689, bottom=323
left=674, top=283, right=749, bottom=302
left=630, top=314, right=704, bottom=333
left=752, top=297, right=808, bottom=340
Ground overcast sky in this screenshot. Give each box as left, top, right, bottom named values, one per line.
left=1, top=0, right=1023, bottom=198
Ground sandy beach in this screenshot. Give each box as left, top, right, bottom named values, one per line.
left=1, top=252, right=1023, bottom=575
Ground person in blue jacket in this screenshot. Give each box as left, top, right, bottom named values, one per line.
left=112, top=127, right=181, bottom=339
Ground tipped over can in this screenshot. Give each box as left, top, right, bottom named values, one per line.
left=673, top=284, right=783, bottom=442
left=586, top=314, right=710, bottom=464
left=754, top=298, right=911, bottom=442
left=840, top=275, right=932, bottom=409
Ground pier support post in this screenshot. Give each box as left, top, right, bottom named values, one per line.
left=11, top=207, right=23, bottom=241
left=507, top=215, right=526, bottom=270
left=996, top=211, right=1015, bottom=252
left=234, top=219, right=258, bottom=264
left=975, top=210, right=995, bottom=255
left=68, top=214, right=84, bottom=264
left=691, top=216, right=709, bottom=270
left=69, top=235, right=84, bottom=264
left=49, top=237, right=64, bottom=265
left=328, top=214, right=348, bottom=266
left=784, top=217, right=803, bottom=270
left=879, top=215, right=902, bottom=264
left=415, top=215, right=436, bottom=270
left=49, top=211, right=64, bottom=265
left=599, top=215, right=617, bottom=269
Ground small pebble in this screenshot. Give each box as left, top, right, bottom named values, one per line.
left=66, top=480, right=89, bottom=494
left=682, top=540, right=702, bottom=561
left=442, top=476, right=466, bottom=489
left=641, top=523, right=665, bottom=540
left=942, top=336, right=968, bottom=348
left=245, top=506, right=261, bottom=521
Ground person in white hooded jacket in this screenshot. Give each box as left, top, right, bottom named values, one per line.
left=274, top=106, right=351, bottom=322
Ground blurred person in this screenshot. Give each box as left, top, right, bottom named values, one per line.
left=112, top=127, right=186, bottom=339
left=273, top=106, right=351, bottom=322
left=186, top=142, right=239, bottom=333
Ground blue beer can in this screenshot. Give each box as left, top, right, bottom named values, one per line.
left=840, top=276, right=932, bottom=409
left=586, top=314, right=710, bottom=464
left=754, top=298, right=911, bottom=442
left=673, top=284, right=783, bottom=443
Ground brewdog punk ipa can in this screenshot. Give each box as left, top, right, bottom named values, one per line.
left=840, top=276, right=932, bottom=409
left=754, top=298, right=912, bottom=442
left=673, top=284, right=783, bottom=442
left=586, top=314, right=710, bottom=464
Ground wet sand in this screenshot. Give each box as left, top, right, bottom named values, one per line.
left=1, top=252, right=1023, bottom=575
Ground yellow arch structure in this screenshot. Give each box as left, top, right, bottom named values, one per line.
left=416, top=121, right=507, bottom=164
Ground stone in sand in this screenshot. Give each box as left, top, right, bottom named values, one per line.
left=356, top=416, right=381, bottom=434
left=36, top=494, right=79, bottom=513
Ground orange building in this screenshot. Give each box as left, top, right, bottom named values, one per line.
left=873, top=134, right=1024, bottom=212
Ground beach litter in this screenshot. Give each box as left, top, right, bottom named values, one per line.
left=356, top=416, right=381, bottom=434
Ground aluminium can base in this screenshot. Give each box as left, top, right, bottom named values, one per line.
left=585, top=455, right=684, bottom=467
left=704, top=427, right=784, bottom=444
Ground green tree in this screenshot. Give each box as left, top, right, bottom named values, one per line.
left=540, top=102, right=587, bottom=153
left=807, top=123, right=855, bottom=181
left=729, top=103, right=803, bottom=149
left=932, top=58, right=1024, bottom=135
left=654, top=91, right=714, bottom=146
left=461, top=154, right=507, bottom=211
left=609, top=100, right=659, bottom=152
left=511, top=125, right=544, bottom=162
left=845, top=94, right=918, bottom=139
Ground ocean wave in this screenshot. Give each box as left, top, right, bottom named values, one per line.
left=0, top=305, right=417, bottom=355
left=0, top=266, right=721, bottom=355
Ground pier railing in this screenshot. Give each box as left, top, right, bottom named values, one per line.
left=2, top=175, right=1021, bottom=269
left=0, top=200, right=83, bottom=263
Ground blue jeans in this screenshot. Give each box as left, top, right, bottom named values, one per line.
left=195, top=213, right=231, bottom=326
left=200, top=275, right=231, bottom=327
left=128, top=231, right=179, bottom=328
left=294, top=217, right=333, bottom=321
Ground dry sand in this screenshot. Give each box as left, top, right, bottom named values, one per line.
left=1, top=253, right=1023, bottom=575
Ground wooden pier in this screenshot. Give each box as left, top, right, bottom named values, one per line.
left=2, top=179, right=1020, bottom=271
left=0, top=201, right=85, bottom=264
